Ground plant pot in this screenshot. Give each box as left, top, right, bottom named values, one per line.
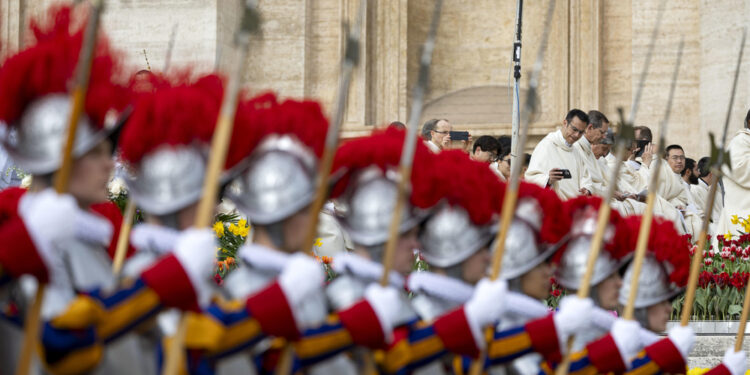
left=667, top=320, right=750, bottom=334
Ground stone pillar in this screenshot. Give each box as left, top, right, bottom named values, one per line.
left=699, top=0, right=750, bottom=157
left=371, top=0, right=408, bottom=127
left=568, top=0, right=602, bottom=111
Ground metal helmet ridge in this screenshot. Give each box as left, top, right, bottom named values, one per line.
left=495, top=182, right=571, bottom=280
left=119, top=74, right=224, bottom=217
left=330, top=127, right=439, bottom=248
left=555, top=196, right=631, bottom=290
left=336, top=166, right=424, bottom=247
left=228, top=134, right=317, bottom=225
left=617, top=216, right=691, bottom=309
left=224, top=94, right=329, bottom=225
left=418, top=150, right=503, bottom=268
left=0, top=7, right=129, bottom=176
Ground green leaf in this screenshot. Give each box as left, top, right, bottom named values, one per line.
left=728, top=304, right=743, bottom=316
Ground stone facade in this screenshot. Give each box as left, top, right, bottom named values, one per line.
left=2, top=0, right=749, bottom=157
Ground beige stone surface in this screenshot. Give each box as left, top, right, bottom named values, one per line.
left=1, top=0, right=748, bottom=157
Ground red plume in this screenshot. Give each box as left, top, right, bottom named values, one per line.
left=330, top=127, right=439, bottom=209
left=618, top=216, right=691, bottom=287
left=431, top=150, right=506, bottom=225
left=225, top=93, right=328, bottom=170
left=119, top=74, right=224, bottom=165
left=517, top=182, right=570, bottom=246
left=561, top=196, right=631, bottom=261
left=0, top=4, right=129, bottom=128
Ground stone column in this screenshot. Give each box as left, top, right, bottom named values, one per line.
left=372, top=0, right=408, bottom=127
left=568, top=0, right=602, bottom=111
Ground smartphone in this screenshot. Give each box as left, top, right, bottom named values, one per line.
left=635, top=140, right=650, bottom=157
left=449, top=131, right=470, bottom=141
left=560, top=169, right=572, bottom=179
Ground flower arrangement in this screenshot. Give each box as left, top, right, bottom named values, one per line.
left=107, top=176, right=144, bottom=223
left=545, top=276, right=566, bottom=309
left=314, top=251, right=337, bottom=282
left=670, top=220, right=750, bottom=321
left=213, top=212, right=251, bottom=284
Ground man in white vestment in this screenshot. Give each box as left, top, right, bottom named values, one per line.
left=716, top=111, right=750, bottom=237
left=421, top=118, right=451, bottom=153
left=587, top=122, right=646, bottom=216
left=640, top=144, right=701, bottom=236
left=694, top=156, right=724, bottom=234
left=525, top=109, right=594, bottom=199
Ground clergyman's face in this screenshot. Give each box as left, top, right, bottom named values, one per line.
left=562, top=116, right=587, bottom=145
left=666, top=148, right=686, bottom=174
left=592, top=143, right=611, bottom=159
left=585, top=121, right=609, bottom=144
left=471, top=147, right=496, bottom=164
left=431, top=120, right=452, bottom=149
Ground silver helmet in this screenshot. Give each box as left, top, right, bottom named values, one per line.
left=420, top=204, right=496, bottom=268
left=336, top=166, right=425, bottom=247
left=227, top=134, right=317, bottom=225
left=555, top=210, right=622, bottom=290
left=3, top=94, right=119, bottom=175
left=618, top=254, right=682, bottom=309
left=127, top=146, right=207, bottom=216
left=497, top=198, right=559, bottom=280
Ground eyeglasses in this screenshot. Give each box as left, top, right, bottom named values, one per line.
left=567, top=123, right=586, bottom=135
left=502, top=158, right=511, bottom=165
left=433, top=130, right=449, bottom=135
left=669, top=155, right=686, bottom=161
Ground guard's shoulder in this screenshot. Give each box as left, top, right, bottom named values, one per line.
left=0, top=187, right=26, bottom=219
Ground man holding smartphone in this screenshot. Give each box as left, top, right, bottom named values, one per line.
left=421, top=118, right=452, bottom=152
left=525, top=109, right=594, bottom=199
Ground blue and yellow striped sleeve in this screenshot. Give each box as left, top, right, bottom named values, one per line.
left=40, top=278, right=164, bottom=374
left=197, top=299, right=267, bottom=359
left=625, top=337, right=687, bottom=375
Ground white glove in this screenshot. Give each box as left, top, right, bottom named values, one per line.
left=278, top=253, right=325, bottom=307
left=553, top=296, right=594, bottom=348
left=465, top=278, right=508, bottom=350
left=363, top=283, right=401, bottom=344
left=172, top=228, right=218, bottom=309
left=667, top=325, right=695, bottom=360
left=465, top=278, right=508, bottom=327
left=18, top=189, right=78, bottom=285
left=611, top=319, right=643, bottom=369
left=720, top=347, right=747, bottom=375
left=19, top=189, right=78, bottom=247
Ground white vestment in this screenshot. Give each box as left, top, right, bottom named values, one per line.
left=638, top=159, right=702, bottom=235
left=692, top=178, right=723, bottom=235
left=604, top=153, right=617, bottom=172
left=716, top=129, right=750, bottom=236
left=574, top=137, right=644, bottom=215
left=525, top=129, right=593, bottom=200
left=424, top=140, right=441, bottom=153
left=489, top=161, right=507, bottom=181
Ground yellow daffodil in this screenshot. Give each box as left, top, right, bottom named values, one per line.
left=731, top=214, right=739, bottom=225
left=314, top=238, right=323, bottom=248
left=213, top=222, right=224, bottom=237
left=238, top=219, right=248, bottom=229
left=725, top=231, right=733, bottom=241
left=228, top=223, right=239, bottom=236
left=744, top=222, right=750, bottom=233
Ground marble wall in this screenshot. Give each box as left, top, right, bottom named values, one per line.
left=2, top=0, right=750, bottom=157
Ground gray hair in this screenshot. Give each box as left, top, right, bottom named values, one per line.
left=421, top=118, right=442, bottom=140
